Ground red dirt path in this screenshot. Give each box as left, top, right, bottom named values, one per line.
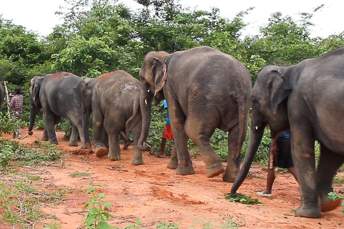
left=2, top=129, right=344, bottom=228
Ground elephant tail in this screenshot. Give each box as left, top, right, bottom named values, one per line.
left=125, top=97, right=140, bottom=135
left=137, top=87, right=152, bottom=150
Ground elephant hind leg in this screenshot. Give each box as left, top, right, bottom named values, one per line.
left=317, top=145, right=344, bottom=212
left=69, top=124, right=79, bottom=146
left=185, top=118, right=223, bottom=178
left=43, top=111, right=58, bottom=145
left=130, top=125, right=144, bottom=165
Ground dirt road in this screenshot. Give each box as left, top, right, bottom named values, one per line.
left=2, top=129, right=343, bottom=228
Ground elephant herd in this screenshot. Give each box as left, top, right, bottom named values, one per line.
left=14, top=46, right=343, bottom=218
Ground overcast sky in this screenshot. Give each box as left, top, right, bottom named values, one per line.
left=0, top=0, right=343, bottom=38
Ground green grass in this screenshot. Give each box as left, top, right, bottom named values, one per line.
left=70, top=171, right=92, bottom=178
left=0, top=139, right=62, bottom=170
left=156, top=222, right=179, bottom=229
left=334, top=176, right=344, bottom=184
left=225, top=193, right=261, bottom=205
left=0, top=173, right=67, bottom=227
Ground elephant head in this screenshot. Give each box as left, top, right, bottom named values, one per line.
left=28, top=76, right=44, bottom=134
left=140, top=51, right=170, bottom=102
left=231, top=65, right=294, bottom=194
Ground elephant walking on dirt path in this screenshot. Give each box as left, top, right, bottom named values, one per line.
left=140, top=46, right=252, bottom=181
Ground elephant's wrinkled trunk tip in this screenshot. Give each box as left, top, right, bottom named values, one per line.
left=230, top=123, right=265, bottom=194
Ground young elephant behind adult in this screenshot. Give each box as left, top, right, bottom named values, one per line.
left=140, top=46, right=252, bottom=181
left=28, top=72, right=91, bottom=149
left=231, top=48, right=344, bottom=218
left=69, top=77, right=133, bottom=149
left=92, top=70, right=151, bottom=164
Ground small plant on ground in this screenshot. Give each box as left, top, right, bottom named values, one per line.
left=123, top=219, right=142, bottom=229
left=327, top=192, right=344, bottom=201
left=225, top=193, right=261, bottom=205
left=70, top=171, right=91, bottom=178
left=0, top=139, right=62, bottom=170
left=156, top=221, right=179, bottom=229
left=0, top=173, right=67, bottom=227
left=84, top=187, right=113, bottom=229
left=0, top=112, right=22, bottom=135
left=221, top=218, right=239, bottom=229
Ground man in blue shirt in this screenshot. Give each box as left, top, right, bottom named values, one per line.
left=257, top=130, right=298, bottom=197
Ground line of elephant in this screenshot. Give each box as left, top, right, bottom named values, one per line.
left=25, top=46, right=344, bottom=218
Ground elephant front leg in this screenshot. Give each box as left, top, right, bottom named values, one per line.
left=42, top=129, right=49, bottom=141
left=167, top=145, right=178, bottom=169
left=43, top=112, right=58, bottom=145
left=223, top=127, right=243, bottom=182
left=167, top=97, right=194, bottom=175
left=108, top=133, right=121, bottom=161
left=93, top=108, right=108, bottom=157
left=69, top=125, right=79, bottom=146
left=317, top=145, right=343, bottom=212
left=290, top=125, right=320, bottom=218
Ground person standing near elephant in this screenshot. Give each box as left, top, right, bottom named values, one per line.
left=257, top=130, right=298, bottom=197
left=156, top=99, right=173, bottom=157
left=10, top=86, right=23, bottom=138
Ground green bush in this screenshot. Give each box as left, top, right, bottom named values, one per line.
left=0, top=140, right=62, bottom=169
left=0, top=113, right=21, bottom=134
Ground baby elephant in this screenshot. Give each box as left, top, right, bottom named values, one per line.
left=92, top=70, right=151, bottom=165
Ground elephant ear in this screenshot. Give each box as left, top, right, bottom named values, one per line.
left=269, top=68, right=292, bottom=114
left=152, top=57, right=168, bottom=96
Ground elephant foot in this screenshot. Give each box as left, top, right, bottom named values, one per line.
left=69, top=141, right=78, bottom=147
left=132, top=158, right=143, bottom=165
left=95, top=146, right=108, bottom=158
left=321, top=199, right=342, bottom=212
left=50, top=140, right=58, bottom=145
left=206, top=162, right=224, bottom=178
left=41, top=136, right=49, bottom=141
left=176, top=165, right=195, bottom=175
left=81, top=143, right=92, bottom=150
left=108, top=152, right=120, bottom=161
left=167, top=158, right=178, bottom=169
left=295, top=206, right=321, bottom=218
left=222, top=172, right=235, bottom=183
left=132, top=150, right=143, bottom=165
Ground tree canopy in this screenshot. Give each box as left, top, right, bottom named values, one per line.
left=0, top=0, right=343, bottom=83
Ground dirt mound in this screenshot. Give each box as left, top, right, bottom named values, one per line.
left=1, top=129, right=343, bottom=228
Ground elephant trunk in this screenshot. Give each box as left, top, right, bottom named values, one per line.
left=230, top=111, right=266, bottom=194
left=137, top=88, right=152, bottom=149
left=28, top=98, right=38, bottom=132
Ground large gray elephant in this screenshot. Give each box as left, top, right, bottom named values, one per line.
left=140, top=46, right=252, bottom=181
left=28, top=72, right=91, bottom=149
left=92, top=70, right=152, bottom=164
left=231, top=48, right=344, bottom=218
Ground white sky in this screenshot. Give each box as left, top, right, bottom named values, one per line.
left=0, top=0, right=343, bottom=38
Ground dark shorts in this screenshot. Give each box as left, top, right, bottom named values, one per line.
left=274, top=138, right=294, bottom=168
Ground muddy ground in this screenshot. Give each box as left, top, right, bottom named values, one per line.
left=1, top=129, right=343, bottom=228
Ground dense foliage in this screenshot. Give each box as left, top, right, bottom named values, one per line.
left=1, top=0, right=343, bottom=163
